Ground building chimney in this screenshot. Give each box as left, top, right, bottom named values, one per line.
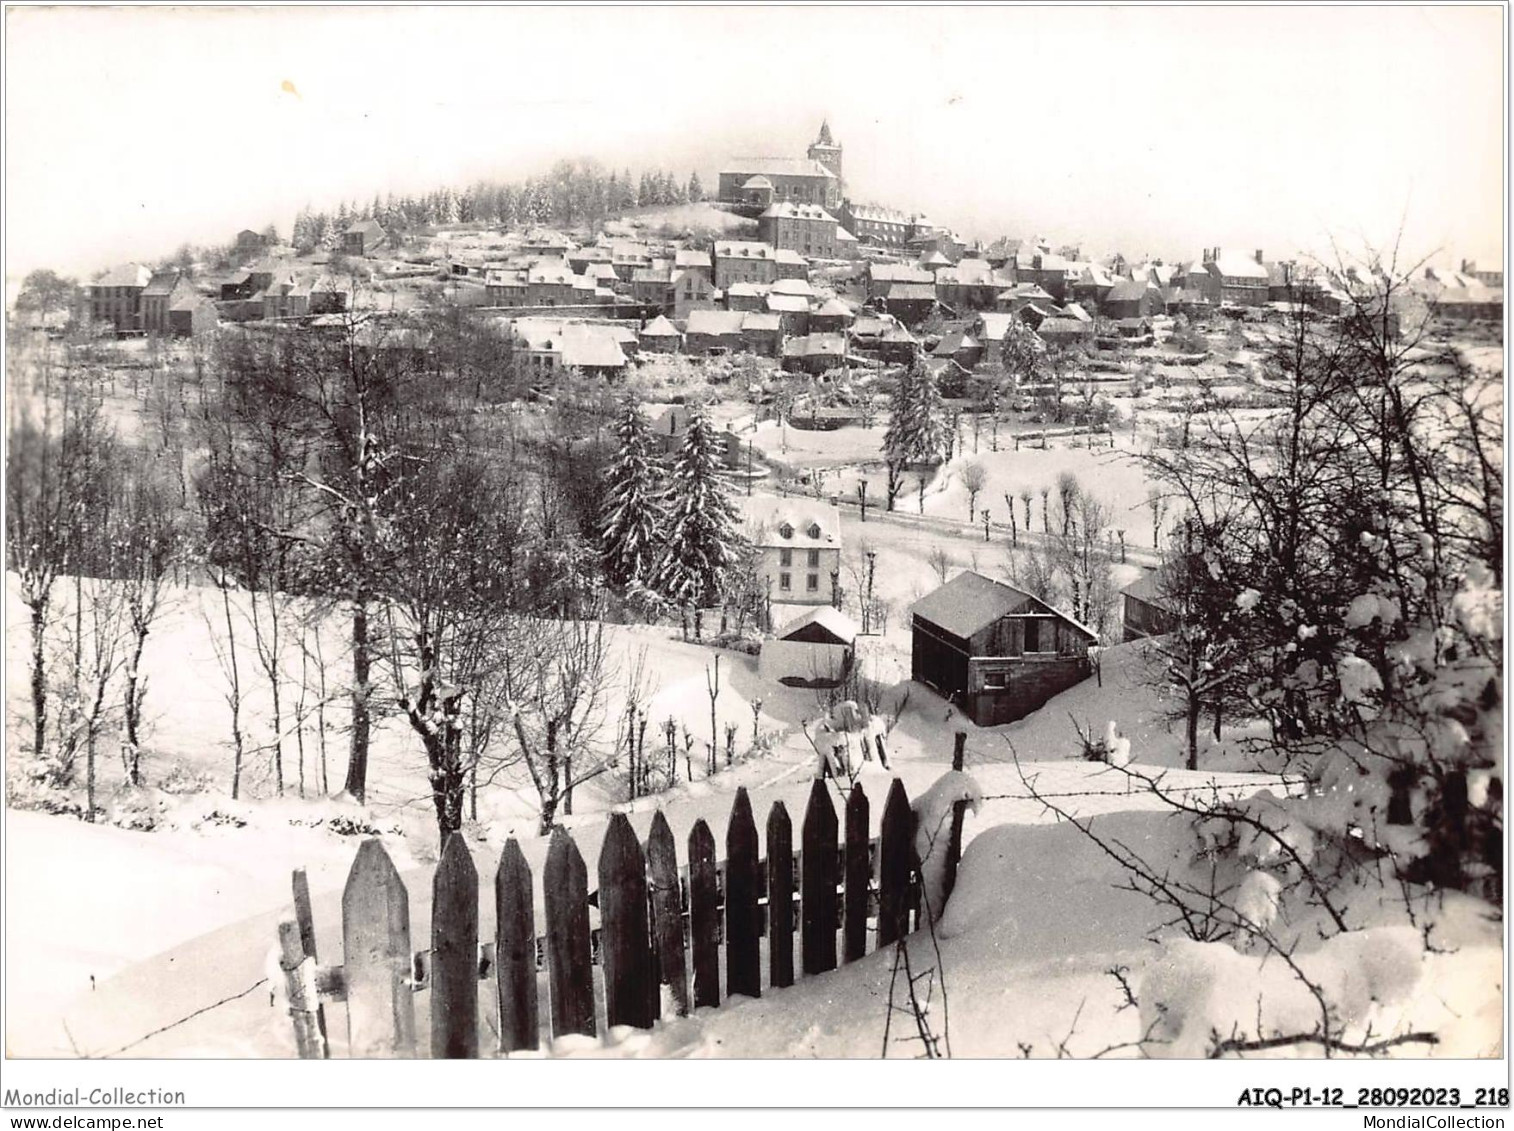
left=1254, top=249, right=1264, bottom=265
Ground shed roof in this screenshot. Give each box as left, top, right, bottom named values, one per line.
left=774, top=605, right=858, bottom=646
left=914, top=571, right=1099, bottom=642
left=911, top=571, right=1033, bottom=638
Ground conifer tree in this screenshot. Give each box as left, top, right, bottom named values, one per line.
left=653, top=411, right=743, bottom=607
left=687, top=171, right=705, bottom=203
left=599, top=399, right=664, bottom=589
left=909, top=361, right=950, bottom=463
left=882, top=363, right=918, bottom=511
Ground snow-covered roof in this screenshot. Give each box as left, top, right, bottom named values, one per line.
left=1121, top=567, right=1174, bottom=609
left=766, top=293, right=810, bottom=314
left=770, top=277, right=817, bottom=297
left=912, top=570, right=1097, bottom=641
left=714, top=240, right=776, bottom=260
left=723, top=157, right=837, bottom=180
left=759, top=202, right=838, bottom=223
left=640, top=315, right=681, bottom=337
left=739, top=497, right=842, bottom=548
left=685, top=309, right=746, bottom=336
left=774, top=605, right=859, bottom=646
left=93, top=263, right=152, bottom=289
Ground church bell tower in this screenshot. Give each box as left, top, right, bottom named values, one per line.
left=807, top=118, right=843, bottom=192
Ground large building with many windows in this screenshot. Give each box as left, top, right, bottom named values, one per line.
left=757, top=202, right=841, bottom=259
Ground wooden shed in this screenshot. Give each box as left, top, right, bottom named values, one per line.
left=910, top=570, right=1095, bottom=726
left=759, top=606, right=858, bottom=686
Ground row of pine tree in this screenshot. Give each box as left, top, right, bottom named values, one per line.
left=290, top=161, right=707, bottom=255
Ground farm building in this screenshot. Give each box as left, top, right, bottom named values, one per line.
left=1120, top=567, right=1179, bottom=642
left=758, top=606, right=858, bottom=685
left=910, top=570, right=1096, bottom=726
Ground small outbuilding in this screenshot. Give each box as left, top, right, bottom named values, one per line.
left=760, top=606, right=858, bottom=685
left=911, top=570, right=1096, bottom=726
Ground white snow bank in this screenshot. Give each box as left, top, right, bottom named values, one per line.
left=911, top=770, right=983, bottom=923
left=1139, top=927, right=1424, bottom=1058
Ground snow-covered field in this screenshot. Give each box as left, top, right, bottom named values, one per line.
left=752, top=418, right=1166, bottom=550
left=14, top=575, right=1492, bottom=1061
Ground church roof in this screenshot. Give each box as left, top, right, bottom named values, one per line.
left=722, top=157, right=837, bottom=180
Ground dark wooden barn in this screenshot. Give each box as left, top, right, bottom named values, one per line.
left=1120, top=568, right=1179, bottom=643
left=910, top=571, right=1096, bottom=726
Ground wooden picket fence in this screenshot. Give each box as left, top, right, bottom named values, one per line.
left=276, top=776, right=945, bottom=1058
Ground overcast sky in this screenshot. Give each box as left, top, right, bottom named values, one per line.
left=5, top=5, right=1504, bottom=283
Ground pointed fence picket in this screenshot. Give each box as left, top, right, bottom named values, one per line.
left=765, top=801, right=796, bottom=990
left=688, top=819, right=721, bottom=1008
left=277, top=771, right=950, bottom=1058
left=724, top=788, right=762, bottom=1000
left=493, top=838, right=538, bottom=1053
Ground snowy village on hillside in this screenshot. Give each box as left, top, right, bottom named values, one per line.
left=2, top=6, right=1504, bottom=1075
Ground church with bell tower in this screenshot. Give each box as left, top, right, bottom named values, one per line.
left=718, top=118, right=845, bottom=212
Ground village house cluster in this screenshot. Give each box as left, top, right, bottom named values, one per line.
left=77, top=120, right=1500, bottom=372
